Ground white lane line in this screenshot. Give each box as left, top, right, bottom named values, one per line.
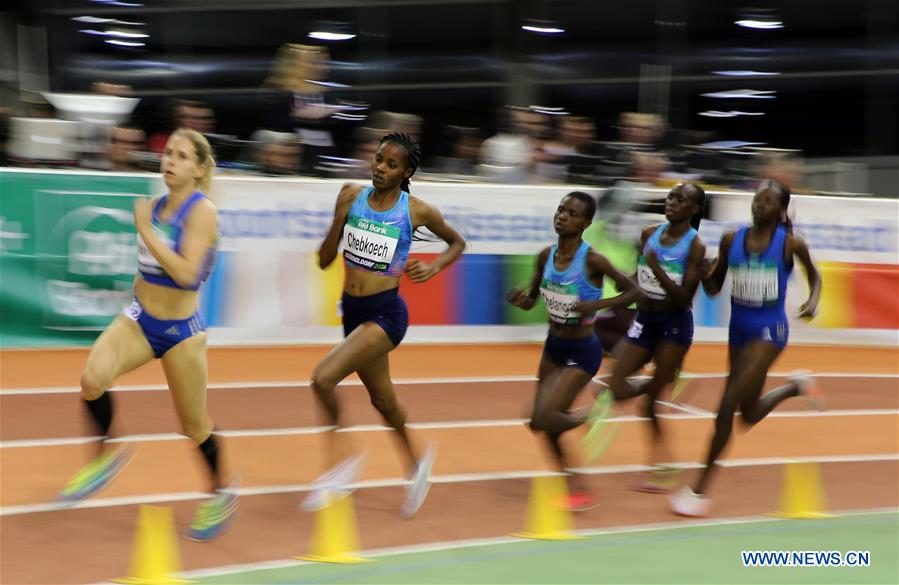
left=0, top=376, right=537, bottom=396
left=3, top=372, right=896, bottom=396
left=3, top=410, right=896, bottom=449
left=3, top=454, right=896, bottom=516
left=657, top=400, right=712, bottom=415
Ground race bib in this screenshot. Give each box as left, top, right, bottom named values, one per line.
left=731, top=262, right=779, bottom=307
left=627, top=319, right=644, bottom=339
left=137, top=223, right=175, bottom=275
left=540, top=279, right=582, bottom=325
left=343, top=216, right=399, bottom=273
left=637, top=258, right=683, bottom=300
left=122, top=299, right=142, bottom=321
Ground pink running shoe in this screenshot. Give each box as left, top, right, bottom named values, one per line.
left=566, top=492, right=599, bottom=512
left=791, top=370, right=825, bottom=411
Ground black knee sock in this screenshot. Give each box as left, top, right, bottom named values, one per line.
left=198, top=433, right=220, bottom=491
left=83, top=392, right=113, bottom=438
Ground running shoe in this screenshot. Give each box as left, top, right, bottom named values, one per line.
left=790, top=370, right=825, bottom=411
left=586, top=389, right=613, bottom=430
left=301, top=452, right=366, bottom=512
left=580, top=390, right=619, bottom=463
left=669, top=485, right=711, bottom=517
left=566, top=491, right=599, bottom=512
left=630, top=466, right=681, bottom=494
left=185, top=487, right=239, bottom=541
left=401, top=443, right=436, bottom=519
left=58, top=445, right=134, bottom=503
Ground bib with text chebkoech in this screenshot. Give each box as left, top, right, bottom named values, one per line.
left=343, top=216, right=400, bottom=274
left=638, top=223, right=697, bottom=302
left=342, top=187, right=413, bottom=278
left=637, top=257, right=684, bottom=301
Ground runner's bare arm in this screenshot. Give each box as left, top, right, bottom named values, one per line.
left=318, top=183, right=363, bottom=269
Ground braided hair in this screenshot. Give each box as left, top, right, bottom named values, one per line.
left=379, top=132, right=421, bottom=193
left=681, top=182, right=707, bottom=231
left=758, top=178, right=792, bottom=234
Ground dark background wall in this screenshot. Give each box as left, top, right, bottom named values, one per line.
left=13, top=0, right=899, bottom=157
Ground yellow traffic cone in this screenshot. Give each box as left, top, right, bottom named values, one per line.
left=113, top=505, right=188, bottom=584
left=512, top=475, right=581, bottom=541
left=771, top=462, right=833, bottom=519
left=298, top=492, right=371, bottom=564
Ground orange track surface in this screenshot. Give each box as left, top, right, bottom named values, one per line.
left=2, top=343, right=897, bottom=388
left=0, top=343, right=896, bottom=584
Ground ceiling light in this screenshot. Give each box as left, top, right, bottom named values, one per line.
left=711, top=70, right=780, bottom=76
left=735, top=19, right=783, bottom=29
left=699, top=110, right=766, bottom=117
left=522, top=25, right=565, bottom=34
left=531, top=106, right=568, bottom=116
left=702, top=89, right=776, bottom=99
left=72, top=16, right=144, bottom=25
left=80, top=29, right=148, bottom=38
left=105, top=39, right=145, bottom=47
left=91, top=1, right=144, bottom=7
left=308, top=32, right=356, bottom=41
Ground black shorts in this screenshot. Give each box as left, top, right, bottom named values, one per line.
left=341, top=288, right=409, bottom=347
left=626, top=309, right=694, bottom=351
left=542, top=333, right=603, bottom=376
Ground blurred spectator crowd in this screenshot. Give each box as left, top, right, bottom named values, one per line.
left=0, top=44, right=804, bottom=192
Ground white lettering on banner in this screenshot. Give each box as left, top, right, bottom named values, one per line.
left=46, top=280, right=132, bottom=318
left=4, top=170, right=896, bottom=347
left=68, top=231, right=135, bottom=275
left=210, top=180, right=898, bottom=261
left=800, top=223, right=895, bottom=253
left=217, top=206, right=555, bottom=246
left=0, top=217, right=28, bottom=252
left=218, top=207, right=332, bottom=240
left=5, top=175, right=889, bottom=260
left=213, top=201, right=897, bottom=257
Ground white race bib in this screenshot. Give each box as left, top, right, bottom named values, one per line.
left=122, top=299, right=142, bottom=321
left=731, top=263, right=779, bottom=307
left=637, top=260, right=684, bottom=300
left=540, top=279, right=582, bottom=325
left=343, top=216, right=400, bottom=273
left=137, top=224, right=175, bottom=276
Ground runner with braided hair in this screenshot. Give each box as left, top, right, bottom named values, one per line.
left=303, top=132, right=466, bottom=518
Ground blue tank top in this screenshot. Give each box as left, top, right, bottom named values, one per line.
left=343, top=187, right=413, bottom=277
left=728, top=225, right=792, bottom=319
left=637, top=223, right=698, bottom=301
left=137, top=192, right=217, bottom=291
left=540, top=241, right=604, bottom=326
